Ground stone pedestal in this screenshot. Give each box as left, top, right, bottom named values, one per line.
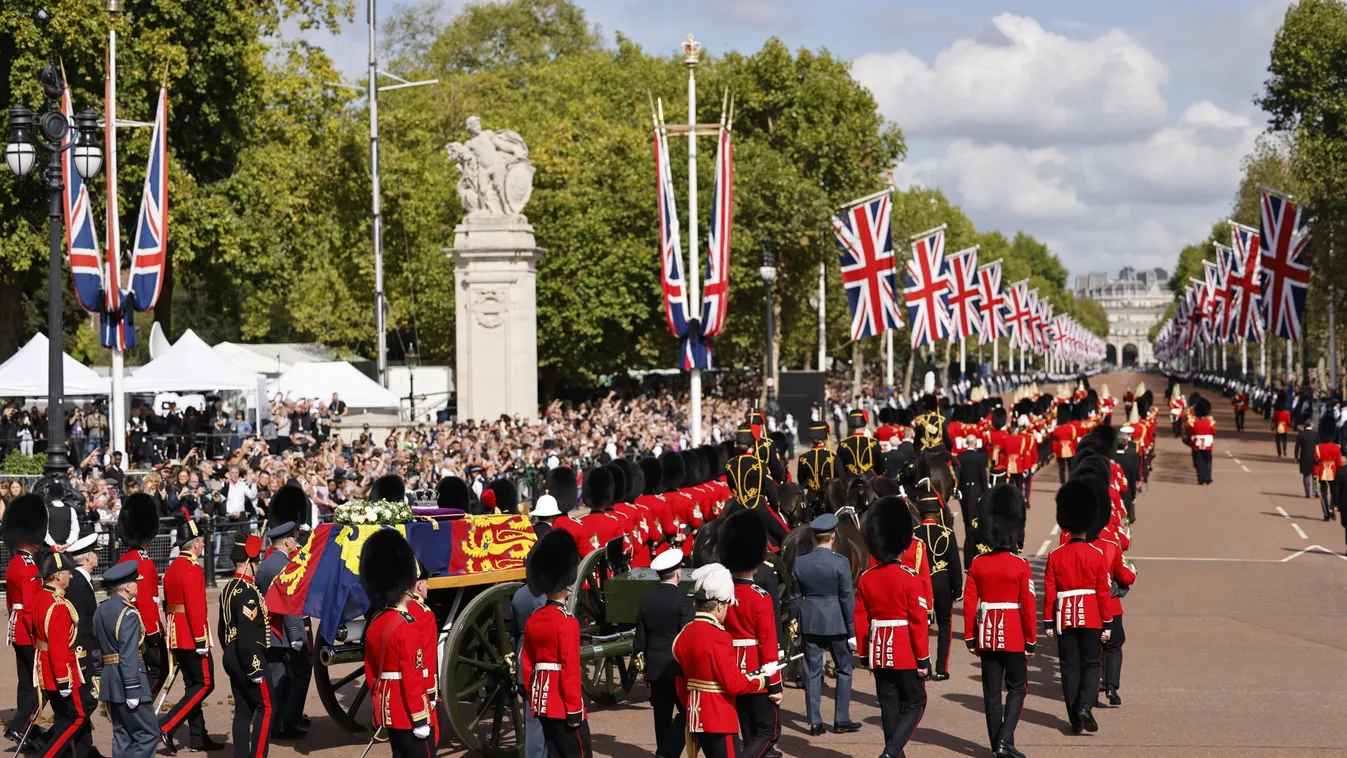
left=448, top=215, right=544, bottom=422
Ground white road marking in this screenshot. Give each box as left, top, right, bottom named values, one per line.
left=1282, top=545, right=1347, bottom=562
left=1036, top=539, right=1052, bottom=557
left=1292, top=523, right=1308, bottom=540
left=1129, top=556, right=1280, bottom=563
left=1240, top=464, right=1251, bottom=473
left=1233, top=458, right=1243, bottom=466
left=1276, top=507, right=1290, bottom=519
left=1225, top=450, right=1233, bottom=457
left=1050, top=525, right=1060, bottom=536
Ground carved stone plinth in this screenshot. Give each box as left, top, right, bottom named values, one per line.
left=448, top=216, right=544, bottom=422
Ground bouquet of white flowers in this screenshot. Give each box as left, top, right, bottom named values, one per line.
left=333, top=498, right=414, bottom=525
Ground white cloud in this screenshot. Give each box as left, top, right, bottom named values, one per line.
left=852, top=13, right=1169, bottom=145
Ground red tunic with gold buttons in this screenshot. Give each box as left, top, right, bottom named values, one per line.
left=1050, top=421, right=1079, bottom=460
left=963, top=551, right=1036, bottom=653
left=118, top=548, right=161, bottom=636
left=364, top=605, right=432, bottom=731
left=1093, top=537, right=1136, bottom=619
left=673, top=614, right=761, bottom=734
left=1190, top=417, right=1216, bottom=451
left=1314, top=443, right=1345, bottom=481
left=854, top=562, right=930, bottom=670
left=1044, top=539, right=1112, bottom=632
left=636, top=494, right=677, bottom=548
left=521, top=602, right=584, bottom=722
left=406, top=595, right=440, bottom=737
left=723, top=580, right=781, bottom=694
left=552, top=515, right=599, bottom=557
left=34, top=584, right=81, bottom=691
left=6, top=550, right=40, bottom=646
left=163, top=553, right=209, bottom=650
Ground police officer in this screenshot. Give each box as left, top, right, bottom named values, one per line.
left=837, top=410, right=877, bottom=478
left=94, top=561, right=158, bottom=758
left=359, top=530, right=433, bottom=758
left=790, top=513, right=860, bottom=735
left=633, top=548, right=691, bottom=758
left=219, top=530, right=271, bottom=758
left=66, top=533, right=104, bottom=758
left=35, top=552, right=85, bottom=758
left=3, top=495, right=46, bottom=750
left=255, top=520, right=308, bottom=739
left=521, top=531, right=590, bottom=757
left=117, top=493, right=166, bottom=695
left=160, top=519, right=223, bottom=753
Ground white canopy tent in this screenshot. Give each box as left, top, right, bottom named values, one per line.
left=0, top=333, right=110, bottom=398
left=126, top=329, right=268, bottom=420
left=273, top=361, right=400, bottom=409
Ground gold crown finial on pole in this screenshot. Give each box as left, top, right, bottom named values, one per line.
left=683, top=34, right=702, bottom=66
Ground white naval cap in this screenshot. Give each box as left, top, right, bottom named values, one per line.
left=650, top=548, right=683, bottom=573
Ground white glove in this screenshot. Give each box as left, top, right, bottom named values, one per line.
left=58, top=689, right=70, bottom=698
left=196, top=648, right=209, bottom=656
left=412, top=725, right=430, bottom=740
left=250, top=676, right=263, bottom=684
left=757, top=661, right=786, bottom=678
left=847, top=636, right=857, bottom=653
left=290, top=641, right=303, bottom=651
left=126, top=698, right=139, bottom=709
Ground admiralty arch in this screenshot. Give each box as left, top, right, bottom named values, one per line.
left=1074, top=267, right=1170, bottom=368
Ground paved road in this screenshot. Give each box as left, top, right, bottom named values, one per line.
left=6, top=371, right=1347, bottom=757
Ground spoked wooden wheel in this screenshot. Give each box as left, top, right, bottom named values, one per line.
left=442, top=581, right=523, bottom=758
left=765, top=552, right=802, bottom=685
left=313, top=635, right=375, bottom=737
left=568, top=549, right=637, bottom=706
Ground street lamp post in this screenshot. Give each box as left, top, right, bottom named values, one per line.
left=6, top=57, right=104, bottom=485
left=760, top=237, right=778, bottom=411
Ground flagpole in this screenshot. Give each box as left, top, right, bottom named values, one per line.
left=685, top=36, right=703, bottom=446
left=959, top=338, right=965, bottom=382
left=1241, top=339, right=1248, bottom=378
left=885, top=329, right=894, bottom=390
left=817, top=261, right=826, bottom=372
left=107, top=1, right=126, bottom=458
left=993, top=338, right=998, bottom=375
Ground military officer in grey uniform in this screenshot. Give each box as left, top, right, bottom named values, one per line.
left=94, top=560, right=158, bottom=758
left=790, top=513, right=861, bottom=736
left=254, top=521, right=308, bottom=739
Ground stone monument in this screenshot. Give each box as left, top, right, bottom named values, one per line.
left=446, top=116, right=543, bottom=421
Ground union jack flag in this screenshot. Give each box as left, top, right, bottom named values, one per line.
left=1024, top=289, right=1042, bottom=354
left=1258, top=189, right=1311, bottom=341
left=653, top=125, right=691, bottom=336
left=1036, top=297, right=1053, bottom=355
left=700, top=125, right=732, bottom=337
left=976, top=260, right=1006, bottom=345
left=1211, top=247, right=1237, bottom=343
left=130, top=87, right=169, bottom=313
left=1003, top=280, right=1032, bottom=350
left=60, top=88, right=103, bottom=313
left=832, top=193, right=902, bottom=341
left=944, top=246, right=981, bottom=340
left=1229, top=221, right=1263, bottom=343
left=904, top=226, right=950, bottom=349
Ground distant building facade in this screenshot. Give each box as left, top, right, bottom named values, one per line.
left=1074, top=267, right=1170, bottom=367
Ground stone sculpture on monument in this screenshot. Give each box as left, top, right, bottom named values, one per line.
left=446, top=116, right=543, bottom=422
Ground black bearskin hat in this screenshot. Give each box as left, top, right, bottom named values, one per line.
left=370, top=474, right=406, bottom=503
left=1055, top=478, right=1100, bottom=535
left=627, top=459, right=647, bottom=500
left=527, top=530, right=580, bottom=596
left=697, top=447, right=720, bottom=486
left=1088, top=424, right=1118, bottom=451
left=604, top=463, right=628, bottom=507
left=659, top=451, right=686, bottom=491
left=1057, top=403, right=1073, bottom=424
left=864, top=495, right=914, bottom=564
left=920, top=393, right=939, bottom=414
left=1, top=494, right=46, bottom=550
left=436, top=476, right=473, bottom=511
left=360, top=529, right=417, bottom=610
left=680, top=450, right=703, bottom=487
left=486, top=478, right=519, bottom=514
left=1320, top=414, right=1337, bottom=443
left=718, top=509, right=766, bottom=574
left=269, top=484, right=309, bottom=527
left=1136, top=394, right=1152, bottom=418
left=982, top=484, right=1026, bottom=551
left=582, top=466, right=615, bottom=510
left=1072, top=403, right=1089, bottom=423
left=638, top=457, right=663, bottom=496
left=1193, top=396, right=1212, bottom=417
left=544, top=467, right=579, bottom=513
left=612, top=458, right=639, bottom=502
left=991, top=407, right=1008, bottom=430
left=118, top=493, right=160, bottom=548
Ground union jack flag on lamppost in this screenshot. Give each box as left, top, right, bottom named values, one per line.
left=1229, top=221, right=1263, bottom=343
left=944, top=246, right=981, bottom=341
left=976, top=260, right=1006, bottom=346
left=831, top=189, right=903, bottom=341
left=60, top=86, right=103, bottom=313
left=1004, top=280, right=1032, bottom=351
left=1258, top=187, right=1311, bottom=341
left=904, top=225, right=951, bottom=350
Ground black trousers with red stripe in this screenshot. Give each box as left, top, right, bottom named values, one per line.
left=873, top=668, right=925, bottom=758
left=11, top=644, right=37, bottom=738
left=978, top=650, right=1027, bottom=750
left=40, top=689, right=85, bottom=758
left=735, top=692, right=778, bottom=758
left=387, top=728, right=434, bottom=758
left=226, top=671, right=271, bottom=758
left=695, top=731, right=742, bottom=758
left=160, top=650, right=215, bottom=744
left=538, top=718, right=591, bottom=758
left=145, top=632, right=168, bottom=696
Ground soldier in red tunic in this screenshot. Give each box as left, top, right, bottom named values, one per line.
left=717, top=511, right=781, bottom=758
left=159, top=519, right=223, bottom=753
left=522, top=530, right=590, bottom=758
left=1273, top=397, right=1293, bottom=458
left=1046, top=479, right=1113, bottom=734
left=1313, top=416, right=1345, bottom=523
left=1231, top=387, right=1250, bottom=431
left=1050, top=403, right=1079, bottom=484
left=545, top=467, right=600, bottom=556
left=3, top=494, right=45, bottom=749
left=673, top=563, right=770, bottom=758
left=34, top=552, right=84, bottom=758
left=579, top=466, right=622, bottom=554
left=1189, top=397, right=1216, bottom=485
left=855, top=496, right=930, bottom=758
left=359, top=529, right=433, bottom=758
left=963, top=485, right=1035, bottom=758
left=118, top=493, right=167, bottom=694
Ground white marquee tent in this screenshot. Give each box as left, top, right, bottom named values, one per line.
left=126, top=330, right=267, bottom=417
left=273, top=361, right=400, bottom=409
left=0, top=333, right=110, bottom=397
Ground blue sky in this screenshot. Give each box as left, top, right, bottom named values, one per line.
left=289, top=0, right=1294, bottom=280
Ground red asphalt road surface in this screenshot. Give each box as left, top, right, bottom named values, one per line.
left=5, top=372, right=1347, bottom=757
